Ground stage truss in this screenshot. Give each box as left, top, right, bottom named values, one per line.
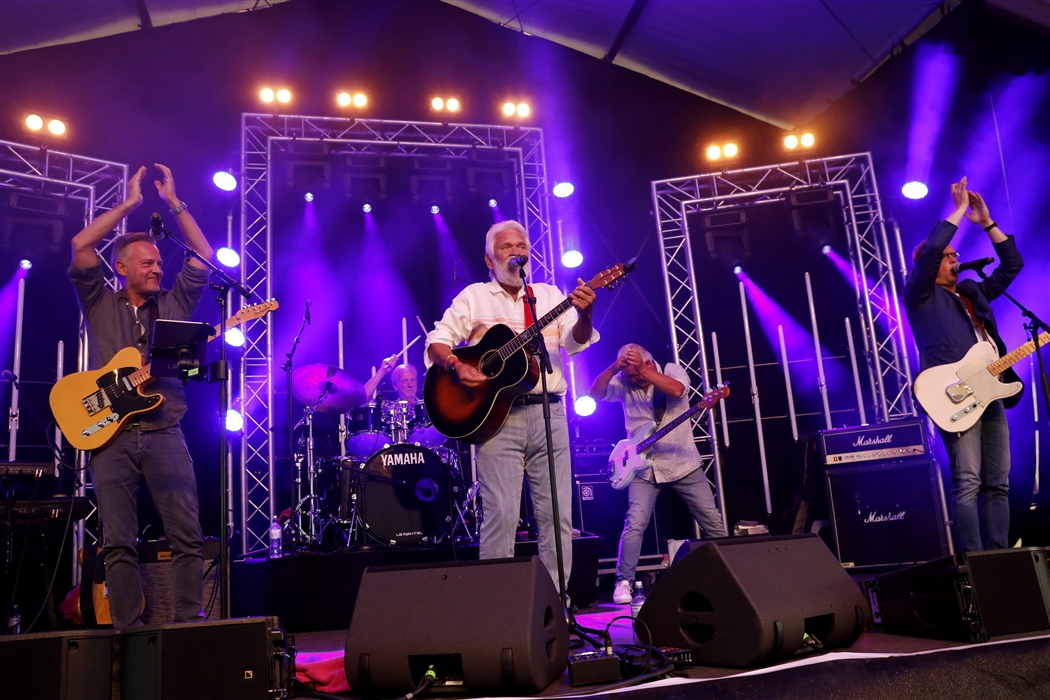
left=0, top=139, right=128, bottom=584
left=652, top=153, right=916, bottom=514
left=238, top=114, right=555, bottom=552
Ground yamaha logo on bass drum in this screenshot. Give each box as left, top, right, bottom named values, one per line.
left=380, top=450, right=427, bottom=467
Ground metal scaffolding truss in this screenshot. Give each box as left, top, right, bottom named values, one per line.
left=238, top=113, right=555, bottom=552
left=652, top=152, right=915, bottom=435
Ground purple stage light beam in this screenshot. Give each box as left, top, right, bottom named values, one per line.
left=905, top=43, right=960, bottom=197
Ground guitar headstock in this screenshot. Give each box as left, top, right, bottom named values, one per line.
left=230, top=299, right=280, bottom=326
left=587, top=257, right=638, bottom=291
left=701, top=382, right=730, bottom=407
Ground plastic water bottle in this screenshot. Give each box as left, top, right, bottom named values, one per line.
left=630, top=581, right=646, bottom=619
left=6, top=605, right=21, bottom=635
left=268, top=518, right=282, bottom=559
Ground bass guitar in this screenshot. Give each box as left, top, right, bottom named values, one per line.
left=914, top=331, right=1049, bottom=432
left=423, top=260, right=636, bottom=443
left=608, top=383, right=730, bottom=490
left=50, top=300, right=279, bottom=450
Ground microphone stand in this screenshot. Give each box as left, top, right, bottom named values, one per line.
left=975, top=268, right=1050, bottom=423
left=282, top=304, right=310, bottom=551
left=154, top=224, right=254, bottom=620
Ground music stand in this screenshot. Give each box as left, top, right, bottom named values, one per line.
left=150, top=320, right=215, bottom=381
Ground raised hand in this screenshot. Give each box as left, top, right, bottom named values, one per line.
left=966, top=191, right=993, bottom=227
left=153, top=163, right=180, bottom=209
left=123, top=166, right=146, bottom=210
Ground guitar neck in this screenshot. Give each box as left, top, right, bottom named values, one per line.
left=498, top=296, right=574, bottom=360
left=987, top=331, right=1050, bottom=377
left=637, top=398, right=706, bottom=452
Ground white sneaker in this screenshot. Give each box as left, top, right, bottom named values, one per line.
left=613, top=579, right=633, bottom=605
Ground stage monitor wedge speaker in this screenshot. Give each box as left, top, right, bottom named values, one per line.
left=875, top=547, right=1050, bottom=643
left=345, top=556, right=568, bottom=694
left=122, top=616, right=288, bottom=700
left=0, top=628, right=115, bottom=700
left=636, top=534, right=870, bottom=667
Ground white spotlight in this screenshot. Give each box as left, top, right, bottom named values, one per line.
left=213, top=171, right=237, bottom=192
left=19, top=259, right=33, bottom=270
left=552, top=182, right=575, bottom=198
left=304, top=192, right=314, bottom=202
left=901, top=181, right=929, bottom=200
left=226, top=409, right=244, bottom=432
left=430, top=205, right=440, bottom=215
left=225, top=328, right=246, bottom=347
left=561, top=250, right=583, bottom=268
left=216, top=247, right=241, bottom=268
left=362, top=203, right=372, bottom=213
left=574, top=396, right=597, bottom=417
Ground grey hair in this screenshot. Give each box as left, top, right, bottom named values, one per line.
left=485, top=220, right=530, bottom=280
left=391, top=364, right=417, bottom=383
left=617, top=343, right=653, bottom=363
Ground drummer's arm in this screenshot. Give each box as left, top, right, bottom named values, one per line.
left=363, top=355, right=398, bottom=401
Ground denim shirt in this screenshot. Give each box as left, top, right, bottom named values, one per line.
left=69, top=260, right=210, bottom=430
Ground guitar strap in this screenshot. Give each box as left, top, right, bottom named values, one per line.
left=652, top=364, right=668, bottom=426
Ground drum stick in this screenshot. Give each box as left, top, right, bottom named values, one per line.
left=392, top=335, right=420, bottom=360
left=416, top=315, right=429, bottom=337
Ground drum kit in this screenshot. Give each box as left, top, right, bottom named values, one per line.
left=288, top=363, right=479, bottom=550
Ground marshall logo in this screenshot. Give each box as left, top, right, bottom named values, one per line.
left=852, top=433, right=893, bottom=447
left=381, top=450, right=426, bottom=467
left=863, top=510, right=906, bottom=524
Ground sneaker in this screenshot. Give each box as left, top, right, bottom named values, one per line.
left=613, top=579, right=633, bottom=605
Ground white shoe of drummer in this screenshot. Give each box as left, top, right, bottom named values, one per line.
left=613, top=579, right=633, bottom=605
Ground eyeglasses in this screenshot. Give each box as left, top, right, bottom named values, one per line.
left=942, top=251, right=959, bottom=261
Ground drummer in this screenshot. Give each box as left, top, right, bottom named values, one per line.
left=362, top=354, right=400, bottom=404
left=390, top=364, right=420, bottom=402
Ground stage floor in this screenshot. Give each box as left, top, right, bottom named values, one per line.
left=292, top=596, right=1050, bottom=699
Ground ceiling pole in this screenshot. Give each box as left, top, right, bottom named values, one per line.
left=135, top=0, right=153, bottom=30
left=603, top=0, right=650, bottom=63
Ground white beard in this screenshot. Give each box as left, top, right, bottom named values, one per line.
left=494, top=259, right=526, bottom=288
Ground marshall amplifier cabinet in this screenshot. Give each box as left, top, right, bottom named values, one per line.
left=824, top=458, right=950, bottom=568
left=819, top=419, right=929, bottom=466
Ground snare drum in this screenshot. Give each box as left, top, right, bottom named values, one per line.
left=406, top=402, right=445, bottom=448
left=346, top=404, right=390, bottom=457
left=357, top=444, right=453, bottom=545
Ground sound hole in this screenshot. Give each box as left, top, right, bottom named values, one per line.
left=480, top=350, right=503, bottom=378
left=681, top=623, right=715, bottom=645
left=681, top=591, right=713, bottom=612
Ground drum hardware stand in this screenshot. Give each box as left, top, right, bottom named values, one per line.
left=290, top=386, right=334, bottom=548
left=451, top=481, right=481, bottom=543
left=282, top=301, right=312, bottom=550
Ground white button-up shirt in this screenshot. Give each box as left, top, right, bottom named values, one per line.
left=424, top=280, right=599, bottom=396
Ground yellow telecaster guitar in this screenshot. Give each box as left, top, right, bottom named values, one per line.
left=51, top=300, right=279, bottom=450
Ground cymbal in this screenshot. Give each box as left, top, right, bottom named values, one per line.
left=291, top=364, right=366, bottom=413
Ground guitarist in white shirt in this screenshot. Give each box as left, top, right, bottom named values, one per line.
left=903, top=176, right=1024, bottom=552
left=590, top=344, right=727, bottom=605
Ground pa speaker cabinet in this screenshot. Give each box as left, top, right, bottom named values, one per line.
left=636, top=534, right=870, bottom=667
left=825, top=458, right=949, bottom=568
left=0, top=628, right=115, bottom=700
left=876, top=547, right=1050, bottom=642
left=139, top=537, right=221, bottom=624
left=345, top=556, right=568, bottom=694
left=122, top=616, right=287, bottom=699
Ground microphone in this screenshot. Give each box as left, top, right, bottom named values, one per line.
left=1, top=370, right=17, bottom=385
left=304, top=299, right=311, bottom=325
left=953, top=257, right=994, bottom=274
left=508, top=255, right=528, bottom=268
left=150, top=212, right=165, bottom=240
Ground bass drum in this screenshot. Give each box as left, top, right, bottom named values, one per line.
left=358, top=444, right=452, bottom=545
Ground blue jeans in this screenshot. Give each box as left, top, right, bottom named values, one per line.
left=90, top=425, right=205, bottom=628
left=939, top=400, right=1011, bottom=552
left=616, top=466, right=727, bottom=583
left=476, top=401, right=573, bottom=590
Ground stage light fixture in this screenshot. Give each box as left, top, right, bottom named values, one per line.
left=574, top=395, right=597, bottom=417
left=723, top=143, right=738, bottom=158
left=783, top=132, right=816, bottom=151
left=260, top=88, right=275, bottom=103
left=48, top=120, right=65, bottom=136
left=784, top=134, right=799, bottom=149
left=19, top=259, right=32, bottom=270
left=25, top=114, right=43, bottom=131
left=276, top=89, right=291, bottom=104
left=552, top=182, right=574, bottom=198
left=901, top=181, right=929, bottom=200
left=353, top=93, right=367, bottom=108
left=337, top=92, right=352, bottom=107
left=822, top=245, right=832, bottom=255
left=216, top=247, right=241, bottom=268
left=432, top=97, right=445, bottom=111
left=488, top=199, right=497, bottom=208
left=225, top=328, right=246, bottom=347
left=304, top=192, right=314, bottom=202
left=226, top=409, right=244, bottom=432
left=733, top=265, right=742, bottom=276
left=707, top=145, right=722, bottom=160
left=800, top=133, right=815, bottom=148
left=446, top=98, right=460, bottom=112
left=362, top=203, right=372, bottom=213
left=562, top=250, right=583, bottom=268
left=430, top=205, right=440, bottom=215
left=23, top=112, right=67, bottom=139
left=213, top=170, right=237, bottom=192
left=502, top=102, right=516, bottom=116
left=516, top=103, right=530, bottom=117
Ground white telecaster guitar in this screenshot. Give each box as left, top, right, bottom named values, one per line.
left=914, top=331, right=1049, bottom=432
left=607, top=384, right=730, bottom=490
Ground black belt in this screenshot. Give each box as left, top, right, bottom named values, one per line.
left=513, top=394, right=560, bottom=406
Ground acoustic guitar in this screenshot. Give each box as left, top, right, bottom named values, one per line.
left=423, top=261, right=635, bottom=443
left=50, top=300, right=278, bottom=450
